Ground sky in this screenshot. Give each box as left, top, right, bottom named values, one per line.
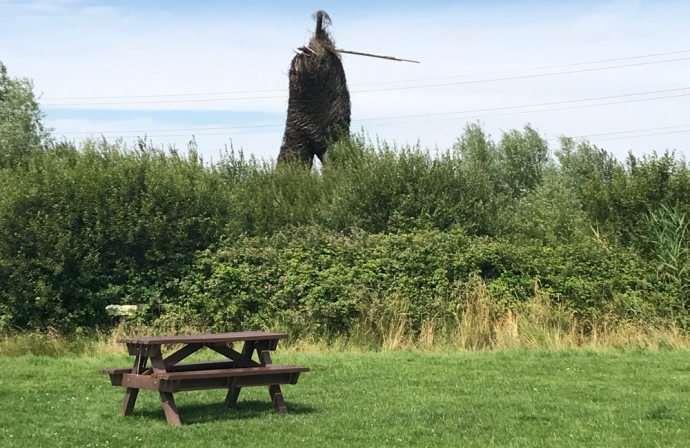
left=1, top=0, right=689, bottom=163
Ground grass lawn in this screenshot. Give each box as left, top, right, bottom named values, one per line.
left=1, top=350, right=689, bottom=447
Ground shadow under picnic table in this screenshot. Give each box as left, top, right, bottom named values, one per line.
left=134, top=400, right=317, bottom=425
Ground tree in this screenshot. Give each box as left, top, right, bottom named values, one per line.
left=0, top=61, right=52, bottom=168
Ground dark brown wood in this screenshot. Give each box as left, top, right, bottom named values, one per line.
left=259, top=350, right=273, bottom=366
left=103, top=331, right=307, bottom=425
left=269, top=385, right=288, bottom=413
left=163, top=343, right=203, bottom=367
left=101, top=360, right=237, bottom=376
left=150, top=355, right=167, bottom=374
left=152, top=365, right=309, bottom=381
left=99, top=367, right=134, bottom=375
left=224, top=377, right=240, bottom=408
left=117, top=331, right=287, bottom=345
left=120, top=388, right=139, bottom=416
left=224, top=339, right=256, bottom=405
left=108, top=373, right=124, bottom=386
left=127, top=343, right=161, bottom=357
left=241, top=340, right=256, bottom=359
left=118, top=355, right=147, bottom=415
left=169, top=360, right=235, bottom=372
left=122, top=373, right=161, bottom=390
left=174, top=372, right=301, bottom=391
left=209, top=344, right=261, bottom=367
left=128, top=353, right=149, bottom=375
left=255, top=338, right=280, bottom=351
left=159, top=392, right=181, bottom=426
left=116, top=366, right=307, bottom=398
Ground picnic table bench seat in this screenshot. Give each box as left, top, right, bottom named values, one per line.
left=100, top=359, right=237, bottom=376
left=101, top=364, right=309, bottom=392
left=98, top=331, right=308, bottom=426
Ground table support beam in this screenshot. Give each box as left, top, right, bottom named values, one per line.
left=224, top=377, right=240, bottom=408
left=160, top=391, right=181, bottom=426
left=120, top=388, right=139, bottom=416
left=269, top=385, right=288, bottom=413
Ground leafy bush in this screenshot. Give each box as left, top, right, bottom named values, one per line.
left=2, top=68, right=690, bottom=334
left=160, top=227, right=664, bottom=337
left=0, top=139, right=234, bottom=331
left=0, top=61, right=52, bottom=169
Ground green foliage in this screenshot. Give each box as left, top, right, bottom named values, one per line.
left=0, top=61, right=51, bottom=168
left=162, top=227, right=662, bottom=337
left=0, top=139, right=234, bottom=331
left=642, top=205, right=690, bottom=317
left=1, top=74, right=690, bottom=334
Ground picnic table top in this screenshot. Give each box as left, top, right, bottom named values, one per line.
left=117, top=331, right=288, bottom=345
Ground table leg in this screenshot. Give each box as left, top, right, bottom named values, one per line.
left=120, top=388, right=139, bottom=416
left=258, top=344, right=288, bottom=413
left=221, top=341, right=256, bottom=408
left=269, top=385, right=288, bottom=413
left=119, top=355, right=148, bottom=416
left=224, top=378, right=240, bottom=408
left=160, top=392, right=182, bottom=426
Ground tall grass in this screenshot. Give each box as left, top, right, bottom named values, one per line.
left=4, top=276, right=688, bottom=358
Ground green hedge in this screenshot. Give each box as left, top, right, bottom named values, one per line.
left=161, top=228, right=667, bottom=336
left=1, top=125, right=689, bottom=332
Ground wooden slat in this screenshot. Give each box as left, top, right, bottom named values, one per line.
left=117, top=331, right=287, bottom=345
left=209, top=344, right=261, bottom=367
left=164, top=343, right=203, bottom=367
left=121, top=373, right=161, bottom=390
left=100, top=360, right=240, bottom=376
left=168, top=360, right=235, bottom=372
left=174, top=373, right=301, bottom=391
left=152, top=365, right=309, bottom=381
left=99, top=367, right=133, bottom=375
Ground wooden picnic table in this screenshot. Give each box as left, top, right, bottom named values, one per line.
left=99, top=331, right=309, bottom=426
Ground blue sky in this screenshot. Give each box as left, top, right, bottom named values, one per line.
left=2, top=0, right=689, bottom=162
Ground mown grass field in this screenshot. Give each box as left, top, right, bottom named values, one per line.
left=1, top=350, right=689, bottom=447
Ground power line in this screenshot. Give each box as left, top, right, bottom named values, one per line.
left=41, top=55, right=690, bottom=106
left=353, top=57, right=690, bottom=93
left=359, top=92, right=690, bottom=128
left=63, top=91, right=690, bottom=139
left=548, top=124, right=690, bottom=141
left=354, top=49, right=690, bottom=86
left=42, top=49, right=690, bottom=101
left=358, top=87, right=690, bottom=122
left=583, top=129, right=690, bottom=142
left=57, top=87, right=690, bottom=136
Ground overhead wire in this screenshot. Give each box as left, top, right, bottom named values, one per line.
left=42, top=49, right=690, bottom=101
left=40, top=54, right=690, bottom=106
left=353, top=49, right=690, bottom=86
left=352, top=57, right=690, bottom=93
left=58, top=86, right=690, bottom=136
left=44, top=46, right=690, bottom=146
